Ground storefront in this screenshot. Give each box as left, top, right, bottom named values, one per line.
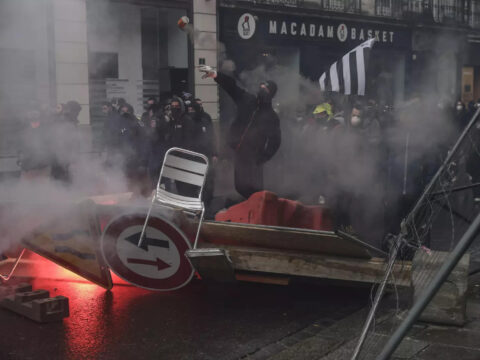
left=87, top=0, right=193, bottom=120
left=86, top=0, right=193, bottom=149
left=219, top=6, right=412, bottom=107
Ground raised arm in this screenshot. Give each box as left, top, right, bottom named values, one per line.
left=199, top=66, right=248, bottom=105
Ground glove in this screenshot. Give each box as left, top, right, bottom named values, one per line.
left=199, top=65, right=217, bottom=79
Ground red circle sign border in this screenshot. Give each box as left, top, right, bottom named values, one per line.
left=101, top=213, right=194, bottom=291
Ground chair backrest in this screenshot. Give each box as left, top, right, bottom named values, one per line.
left=157, top=147, right=209, bottom=202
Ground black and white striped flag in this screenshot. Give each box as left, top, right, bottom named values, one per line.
left=319, top=38, right=375, bottom=96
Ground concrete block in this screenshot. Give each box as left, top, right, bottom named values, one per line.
left=54, top=0, right=87, bottom=22
left=1, top=287, right=69, bottom=322
left=193, top=13, right=217, bottom=33
left=0, top=283, right=32, bottom=299
left=412, top=250, right=470, bottom=326
left=55, top=42, right=88, bottom=64
left=56, top=63, right=89, bottom=85
left=54, top=20, right=87, bottom=43
left=194, top=0, right=217, bottom=14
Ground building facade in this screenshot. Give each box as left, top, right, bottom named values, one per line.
left=218, top=0, right=480, bottom=108
left=0, top=0, right=221, bottom=174
left=1, top=0, right=480, bottom=174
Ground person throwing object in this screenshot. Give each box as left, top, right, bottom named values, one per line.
left=199, top=65, right=281, bottom=198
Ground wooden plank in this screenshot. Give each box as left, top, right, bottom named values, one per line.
left=200, top=244, right=411, bottom=287
left=200, top=221, right=386, bottom=259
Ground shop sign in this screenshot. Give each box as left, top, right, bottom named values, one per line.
left=267, top=20, right=396, bottom=44
left=223, top=9, right=411, bottom=49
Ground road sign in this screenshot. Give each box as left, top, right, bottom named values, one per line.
left=22, top=200, right=113, bottom=289
left=101, top=213, right=194, bottom=291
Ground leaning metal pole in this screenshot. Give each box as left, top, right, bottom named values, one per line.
left=350, top=236, right=401, bottom=360
left=351, top=107, right=480, bottom=359
left=377, top=210, right=480, bottom=359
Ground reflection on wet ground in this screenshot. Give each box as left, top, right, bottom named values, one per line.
left=0, top=251, right=369, bottom=360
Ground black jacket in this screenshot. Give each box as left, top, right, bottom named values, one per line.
left=190, top=110, right=217, bottom=158
left=215, top=72, right=281, bottom=164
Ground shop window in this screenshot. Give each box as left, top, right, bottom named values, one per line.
left=88, top=52, right=119, bottom=79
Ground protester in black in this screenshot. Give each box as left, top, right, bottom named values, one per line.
left=200, top=65, right=281, bottom=198
left=101, top=101, right=123, bottom=167
left=166, top=97, right=193, bottom=149
left=187, top=98, right=218, bottom=203
left=143, top=99, right=169, bottom=186
left=50, top=101, right=81, bottom=183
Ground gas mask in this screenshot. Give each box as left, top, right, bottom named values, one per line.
left=351, top=115, right=362, bottom=127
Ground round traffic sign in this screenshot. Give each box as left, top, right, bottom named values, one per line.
left=101, top=213, right=194, bottom=291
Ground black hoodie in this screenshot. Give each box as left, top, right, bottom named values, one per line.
left=215, top=72, right=281, bottom=164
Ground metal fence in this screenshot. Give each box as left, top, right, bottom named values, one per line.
left=352, top=107, right=480, bottom=359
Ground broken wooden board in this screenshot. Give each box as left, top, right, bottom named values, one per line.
left=198, top=244, right=411, bottom=287
left=200, top=221, right=386, bottom=259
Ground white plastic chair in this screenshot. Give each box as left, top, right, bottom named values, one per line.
left=139, top=147, right=209, bottom=249
left=1, top=248, right=26, bottom=282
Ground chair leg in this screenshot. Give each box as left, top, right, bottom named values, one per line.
left=193, top=208, right=205, bottom=250
left=0, top=248, right=26, bottom=282
left=139, top=199, right=155, bottom=248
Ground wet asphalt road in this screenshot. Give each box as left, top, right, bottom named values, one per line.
left=0, top=254, right=370, bottom=360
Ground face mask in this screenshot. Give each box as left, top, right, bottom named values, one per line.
left=171, top=107, right=182, bottom=118
left=351, top=115, right=361, bottom=127
left=193, top=103, right=202, bottom=113
left=315, top=113, right=328, bottom=122
left=257, top=87, right=270, bottom=101
left=456, top=105, right=463, bottom=111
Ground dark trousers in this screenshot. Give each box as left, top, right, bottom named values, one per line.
left=234, top=155, right=263, bottom=199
